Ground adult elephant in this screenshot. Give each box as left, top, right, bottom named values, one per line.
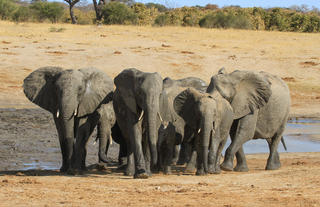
left=207, top=68, right=290, bottom=171
left=173, top=88, right=233, bottom=175
left=113, top=68, right=168, bottom=179
left=157, top=77, right=207, bottom=174
left=23, top=66, right=120, bottom=173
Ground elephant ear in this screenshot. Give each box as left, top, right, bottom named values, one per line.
left=173, top=88, right=200, bottom=128
left=215, top=70, right=272, bottom=119
left=114, top=68, right=138, bottom=114
left=23, top=66, right=63, bottom=113
left=77, top=68, right=113, bottom=117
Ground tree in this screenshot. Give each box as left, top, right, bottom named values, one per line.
left=64, top=0, right=80, bottom=24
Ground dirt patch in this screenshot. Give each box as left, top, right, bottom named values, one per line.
left=45, top=51, right=68, bottom=55
left=300, top=61, right=319, bottom=67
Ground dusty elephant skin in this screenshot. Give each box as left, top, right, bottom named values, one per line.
left=157, top=77, right=208, bottom=174
left=207, top=69, right=291, bottom=172
left=113, top=68, right=165, bottom=179
left=174, top=88, right=234, bottom=175
left=22, top=67, right=118, bottom=173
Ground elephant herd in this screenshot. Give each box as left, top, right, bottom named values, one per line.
left=23, top=66, right=290, bottom=179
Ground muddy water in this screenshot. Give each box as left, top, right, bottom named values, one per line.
left=0, top=108, right=319, bottom=171
left=229, top=118, right=320, bottom=154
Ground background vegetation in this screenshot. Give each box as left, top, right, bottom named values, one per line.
left=1, top=0, right=320, bottom=32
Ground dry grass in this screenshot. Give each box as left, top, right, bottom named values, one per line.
left=0, top=21, right=319, bottom=115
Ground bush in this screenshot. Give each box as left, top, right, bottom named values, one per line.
left=154, top=13, right=169, bottom=26
left=30, top=1, right=64, bottom=23
left=132, top=3, right=158, bottom=25
left=199, top=12, right=251, bottom=29
left=12, top=6, right=31, bottom=22
left=0, top=0, right=16, bottom=20
left=102, top=2, right=137, bottom=25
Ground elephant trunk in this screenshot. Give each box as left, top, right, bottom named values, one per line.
left=146, top=104, right=158, bottom=167
left=61, top=116, right=75, bottom=169
left=199, top=116, right=213, bottom=173
left=98, top=130, right=110, bottom=163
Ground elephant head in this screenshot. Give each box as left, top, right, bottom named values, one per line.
left=23, top=66, right=113, bottom=171
left=174, top=88, right=220, bottom=174
left=206, top=69, right=272, bottom=119
left=114, top=68, right=164, bottom=167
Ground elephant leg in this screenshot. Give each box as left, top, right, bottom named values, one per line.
left=177, top=140, right=192, bottom=165
left=266, top=136, right=282, bottom=170
left=208, top=137, right=219, bottom=174
left=233, top=147, right=249, bottom=172
left=118, top=139, right=128, bottom=170
left=54, top=117, right=68, bottom=172
left=184, top=144, right=197, bottom=173
left=143, top=136, right=152, bottom=176
left=171, top=145, right=180, bottom=166
left=229, top=121, right=249, bottom=172
left=221, top=113, right=257, bottom=171
left=211, top=138, right=227, bottom=174
left=130, top=121, right=148, bottom=179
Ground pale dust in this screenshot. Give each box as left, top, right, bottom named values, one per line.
left=0, top=21, right=320, bottom=206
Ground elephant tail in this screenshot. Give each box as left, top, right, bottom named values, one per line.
left=281, top=136, right=287, bottom=151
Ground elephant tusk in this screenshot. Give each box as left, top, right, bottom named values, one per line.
left=138, top=110, right=144, bottom=121
left=74, top=108, right=77, bottom=117
left=109, top=136, right=113, bottom=145
left=157, top=112, right=164, bottom=122
left=56, top=110, right=60, bottom=118
left=198, top=128, right=201, bottom=133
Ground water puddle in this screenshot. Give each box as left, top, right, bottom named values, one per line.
left=225, top=118, right=320, bottom=154
left=22, top=158, right=59, bottom=171
left=22, top=119, right=320, bottom=170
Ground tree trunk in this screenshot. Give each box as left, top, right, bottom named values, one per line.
left=69, top=5, right=77, bottom=24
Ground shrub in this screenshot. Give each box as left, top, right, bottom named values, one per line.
left=12, top=6, right=31, bottom=22
left=0, top=0, right=16, bottom=20
left=102, top=2, right=137, bottom=25
left=132, top=3, right=158, bottom=25
left=154, top=13, right=169, bottom=26
left=145, top=3, right=167, bottom=12
left=199, top=11, right=251, bottom=29
left=30, top=1, right=64, bottom=23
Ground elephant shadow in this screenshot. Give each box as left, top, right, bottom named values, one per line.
left=0, top=162, right=124, bottom=177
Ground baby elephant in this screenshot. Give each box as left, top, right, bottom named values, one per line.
left=174, top=88, right=233, bottom=175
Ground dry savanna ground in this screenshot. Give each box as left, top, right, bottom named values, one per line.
left=0, top=21, right=320, bottom=206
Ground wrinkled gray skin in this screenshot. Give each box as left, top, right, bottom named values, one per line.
left=113, top=68, right=167, bottom=179
left=23, top=67, right=116, bottom=173
left=174, top=88, right=233, bottom=175
left=157, top=77, right=207, bottom=174
left=207, top=68, right=290, bottom=171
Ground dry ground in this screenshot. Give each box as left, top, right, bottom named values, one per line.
left=0, top=21, right=319, bottom=116
left=0, top=153, right=319, bottom=207
left=0, top=21, right=320, bottom=206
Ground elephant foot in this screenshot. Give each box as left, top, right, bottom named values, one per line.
left=66, top=168, right=78, bottom=175
left=117, top=164, right=127, bottom=171
left=220, top=161, right=234, bottom=172
left=266, top=162, right=281, bottom=170
left=196, top=168, right=207, bottom=176
left=234, top=164, right=249, bottom=172
left=60, top=165, right=69, bottom=173
left=163, top=166, right=172, bottom=175
left=184, top=162, right=196, bottom=174
left=208, top=166, right=221, bottom=174
left=134, top=169, right=149, bottom=179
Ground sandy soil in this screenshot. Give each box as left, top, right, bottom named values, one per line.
left=0, top=21, right=320, bottom=206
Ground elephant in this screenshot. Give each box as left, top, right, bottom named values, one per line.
left=206, top=68, right=290, bottom=171
left=23, top=66, right=121, bottom=173
left=113, top=68, right=169, bottom=178
left=173, top=88, right=234, bottom=175
left=157, top=77, right=207, bottom=174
